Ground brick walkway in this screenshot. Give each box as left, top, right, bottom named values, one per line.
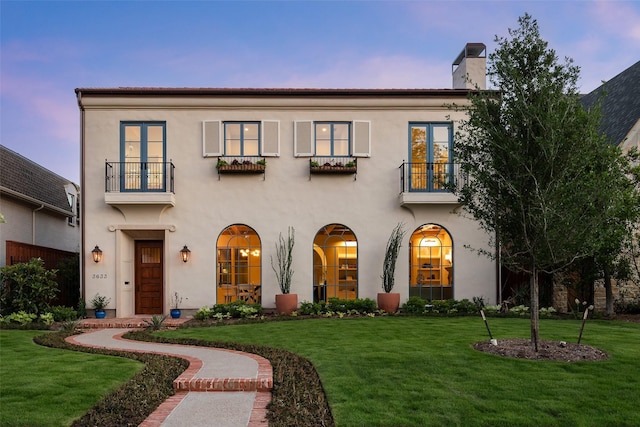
left=71, top=318, right=272, bottom=427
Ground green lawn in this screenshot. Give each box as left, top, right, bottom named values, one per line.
left=0, top=330, right=142, bottom=427
left=160, top=317, right=640, bottom=427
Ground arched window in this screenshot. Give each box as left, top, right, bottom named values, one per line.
left=313, top=224, right=357, bottom=302
left=409, top=224, right=453, bottom=300
left=216, top=224, right=261, bottom=304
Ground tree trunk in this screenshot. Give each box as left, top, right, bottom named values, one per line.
left=603, top=265, right=614, bottom=316
left=530, top=262, right=539, bottom=352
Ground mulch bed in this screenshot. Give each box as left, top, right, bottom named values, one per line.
left=474, top=338, right=609, bottom=362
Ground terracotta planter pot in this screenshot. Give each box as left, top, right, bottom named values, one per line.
left=377, top=292, right=400, bottom=313
left=275, top=293, right=298, bottom=315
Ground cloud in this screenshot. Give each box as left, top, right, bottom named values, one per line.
left=592, top=0, right=640, bottom=42
left=274, top=55, right=454, bottom=89
left=1, top=74, right=78, bottom=144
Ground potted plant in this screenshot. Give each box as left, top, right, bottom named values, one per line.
left=90, top=293, right=110, bottom=319
left=378, top=223, right=406, bottom=313
left=170, top=291, right=182, bottom=319
left=271, top=226, right=297, bottom=315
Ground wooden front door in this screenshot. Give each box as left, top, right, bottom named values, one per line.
left=135, top=240, right=163, bottom=314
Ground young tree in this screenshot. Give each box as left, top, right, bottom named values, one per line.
left=453, top=14, right=637, bottom=350
left=591, top=148, right=640, bottom=315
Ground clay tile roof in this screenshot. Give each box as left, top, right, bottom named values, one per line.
left=0, top=145, right=75, bottom=215
left=581, top=61, right=640, bottom=146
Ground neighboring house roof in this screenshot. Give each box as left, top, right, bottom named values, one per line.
left=0, top=145, right=76, bottom=216
left=581, top=61, right=640, bottom=146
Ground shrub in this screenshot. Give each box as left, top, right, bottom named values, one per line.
left=4, top=311, right=37, bottom=326
left=482, top=305, right=501, bottom=315
left=429, top=299, right=454, bottom=314
left=539, top=306, right=557, bottom=318
left=0, top=258, right=59, bottom=316
left=77, top=297, right=87, bottom=318
left=326, top=298, right=377, bottom=314
left=49, top=305, right=78, bottom=322
left=59, top=319, right=80, bottom=331
left=510, top=305, right=530, bottom=316
left=39, top=312, right=55, bottom=326
left=402, top=296, right=428, bottom=314
left=298, top=301, right=327, bottom=316
left=195, top=301, right=263, bottom=320
left=614, top=294, right=640, bottom=314
left=451, top=299, right=479, bottom=315
left=144, top=315, right=167, bottom=331
left=194, top=306, right=214, bottom=320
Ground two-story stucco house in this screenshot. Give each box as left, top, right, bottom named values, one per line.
left=77, top=43, right=498, bottom=317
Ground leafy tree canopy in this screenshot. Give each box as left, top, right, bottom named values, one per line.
left=452, top=14, right=638, bottom=348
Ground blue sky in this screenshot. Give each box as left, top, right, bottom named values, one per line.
left=2, top=0, right=639, bottom=184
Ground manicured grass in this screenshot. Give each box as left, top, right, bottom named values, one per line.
left=0, top=330, right=142, bottom=427
left=160, top=317, right=640, bottom=427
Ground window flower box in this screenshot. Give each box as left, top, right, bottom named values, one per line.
left=217, top=158, right=266, bottom=174
left=310, top=158, right=357, bottom=175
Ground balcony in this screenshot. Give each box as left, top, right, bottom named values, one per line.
left=310, top=157, right=357, bottom=178
left=104, top=161, right=175, bottom=207
left=399, top=162, right=465, bottom=205
left=216, top=157, right=266, bottom=178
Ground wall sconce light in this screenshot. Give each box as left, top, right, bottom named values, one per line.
left=92, top=245, right=103, bottom=263
left=180, top=245, right=191, bottom=263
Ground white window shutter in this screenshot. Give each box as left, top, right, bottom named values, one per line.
left=352, top=120, right=371, bottom=157
left=202, top=120, right=222, bottom=157
left=261, top=120, right=280, bottom=157
left=294, top=121, right=313, bottom=157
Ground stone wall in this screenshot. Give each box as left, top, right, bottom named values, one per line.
left=552, top=278, right=639, bottom=313
left=593, top=279, right=639, bottom=312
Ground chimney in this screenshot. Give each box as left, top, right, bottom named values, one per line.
left=452, top=43, right=486, bottom=90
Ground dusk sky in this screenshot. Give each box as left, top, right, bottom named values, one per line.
left=1, top=0, right=639, bottom=184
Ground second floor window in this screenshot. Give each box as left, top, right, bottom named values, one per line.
left=224, top=122, right=260, bottom=156
left=315, top=122, right=350, bottom=156
left=120, top=122, right=166, bottom=191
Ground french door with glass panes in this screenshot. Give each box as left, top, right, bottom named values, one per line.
left=120, top=122, right=166, bottom=192
left=409, top=123, right=452, bottom=192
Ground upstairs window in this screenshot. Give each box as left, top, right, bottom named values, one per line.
left=120, top=122, right=166, bottom=191
left=294, top=120, right=370, bottom=158
left=224, top=122, right=260, bottom=156
left=315, top=122, right=350, bottom=156
left=203, top=120, right=279, bottom=157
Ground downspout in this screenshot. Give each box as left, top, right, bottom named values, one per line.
left=32, top=204, right=44, bottom=245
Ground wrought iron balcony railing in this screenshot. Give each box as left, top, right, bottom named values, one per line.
left=399, top=162, right=466, bottom=193
left=105, top=161, right=175, bottom=193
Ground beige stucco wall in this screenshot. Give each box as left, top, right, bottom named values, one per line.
left=0, top=195, right=79, bottom=266
left=620, top=119, right=640, bottom=155
left=80, top=93, right=497, bottom=316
